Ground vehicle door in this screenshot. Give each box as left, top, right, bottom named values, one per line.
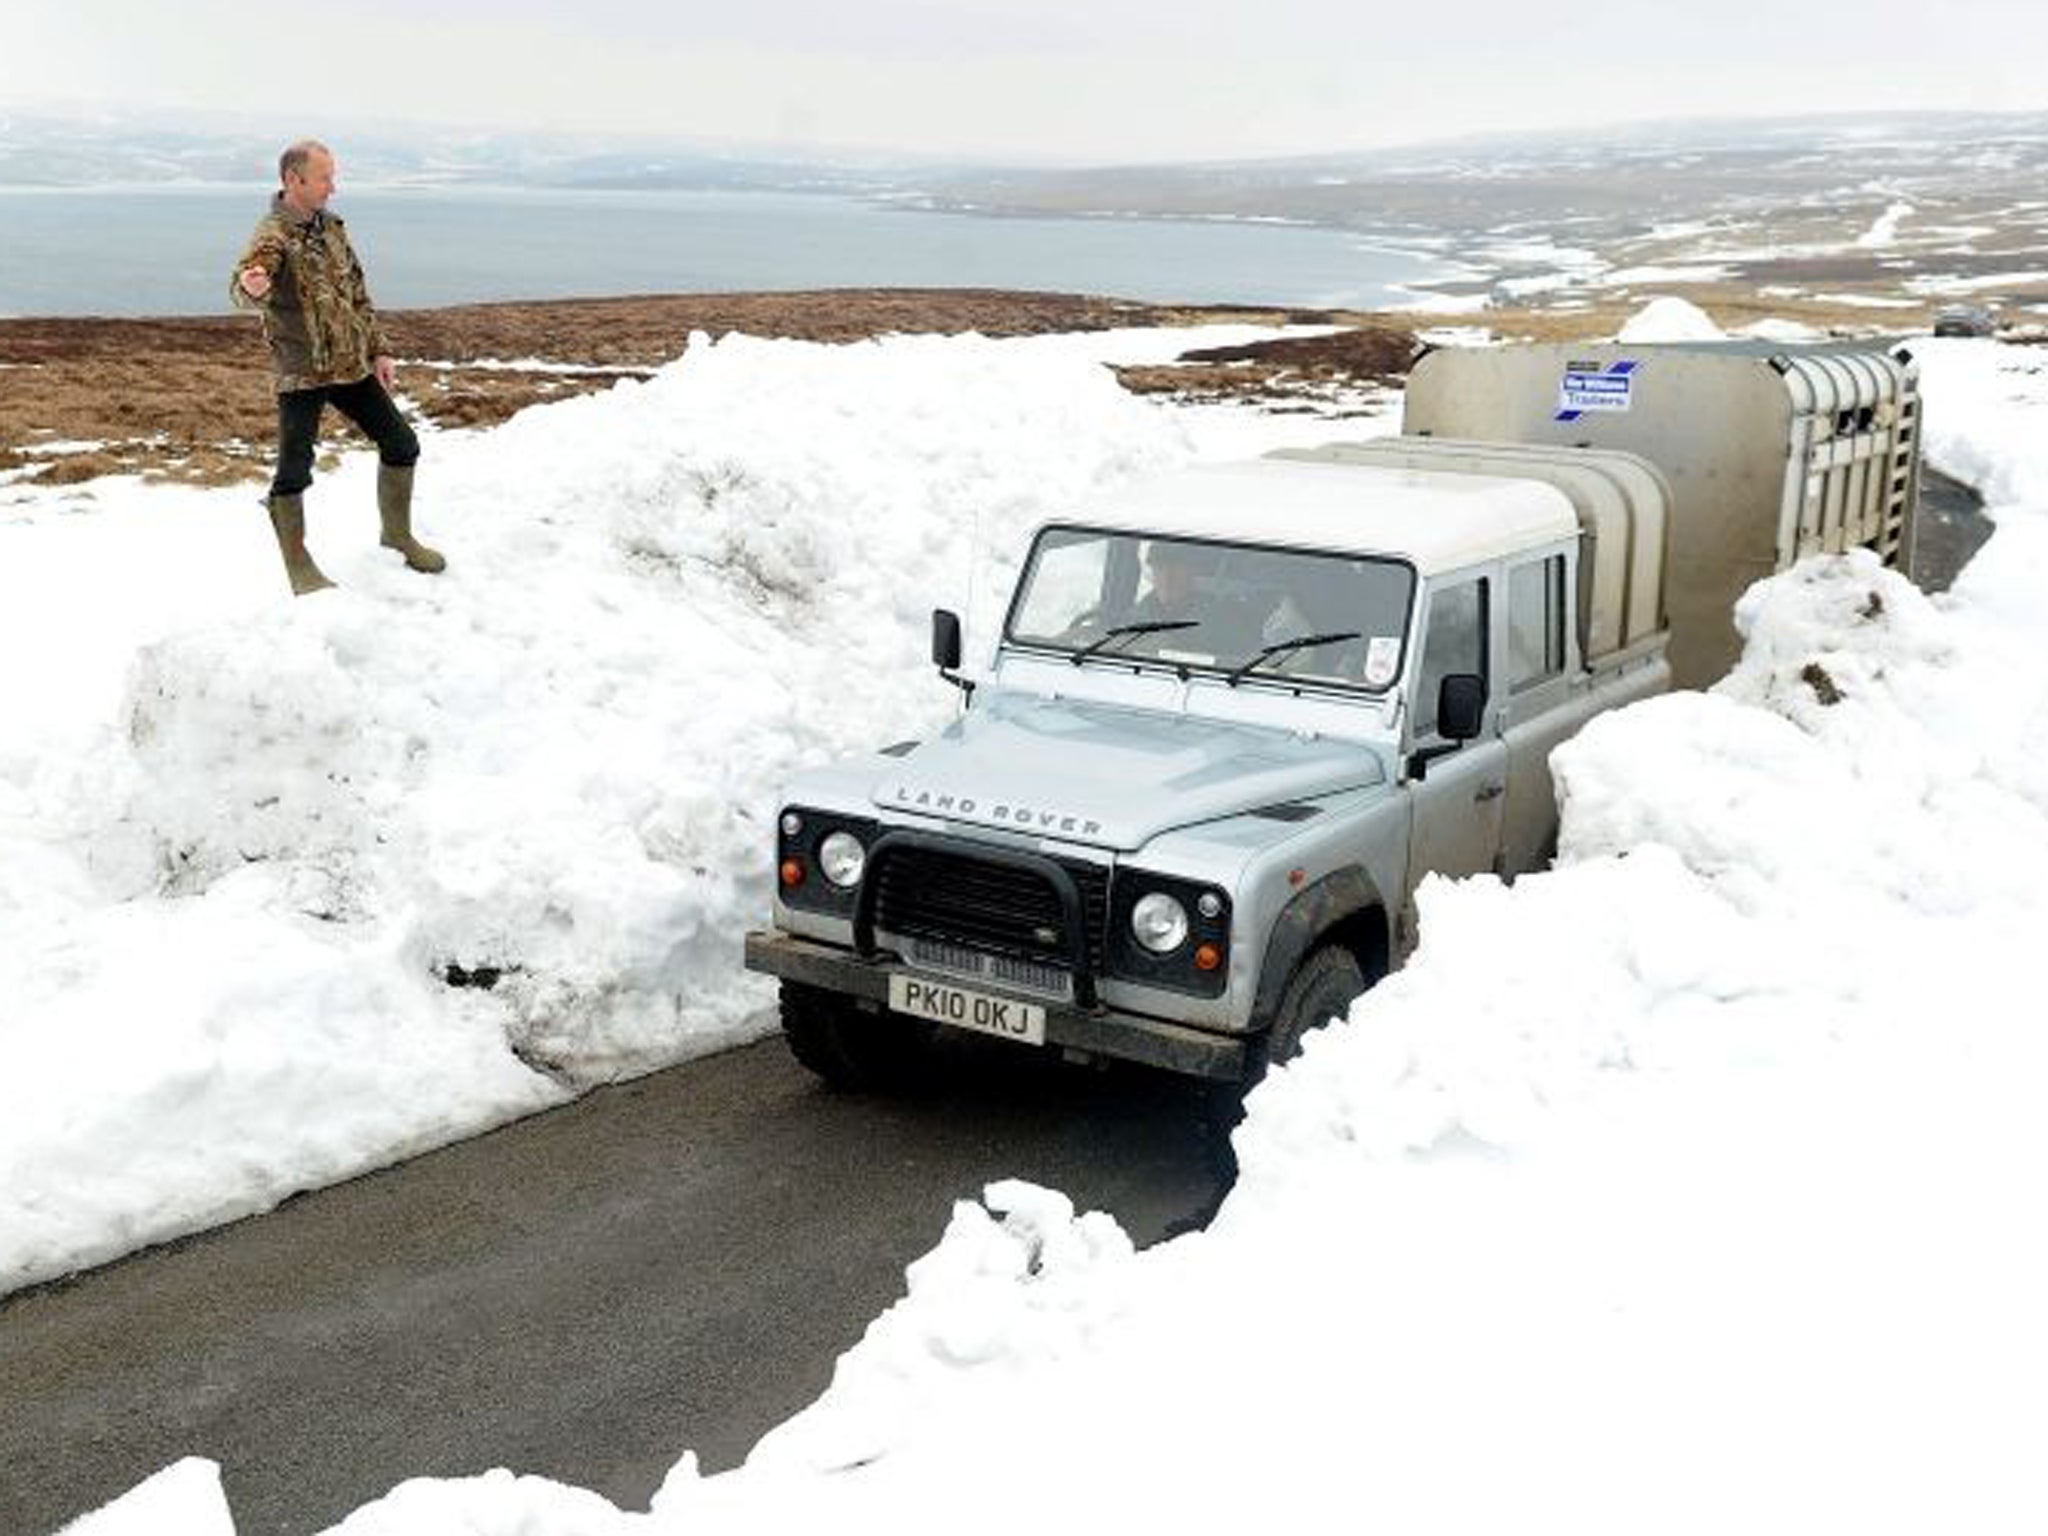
left=1405, top=569, right=1507, bottom=894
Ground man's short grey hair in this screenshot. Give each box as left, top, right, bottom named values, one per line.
left=279, top=140, right=331, bottom=183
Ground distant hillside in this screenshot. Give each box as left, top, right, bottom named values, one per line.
left=900, top=111, right=2048, bottom=243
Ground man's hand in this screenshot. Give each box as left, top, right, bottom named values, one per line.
left=237, top=265, right=272, bottom=301
left=373, top=355, right=396, bottom=390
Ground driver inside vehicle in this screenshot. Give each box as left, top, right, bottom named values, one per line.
left=1132, top=539, right=1206, bottom=622
left=1130, top=540, right=1325, bottom=661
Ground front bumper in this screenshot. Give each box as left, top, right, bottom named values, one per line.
left=744, top=930, right=1248, bottom=1082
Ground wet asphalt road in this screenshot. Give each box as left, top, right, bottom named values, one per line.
left=1914, top=465, right=1994, bottom=593
left=0, top=1034, right=1231, bottom=1536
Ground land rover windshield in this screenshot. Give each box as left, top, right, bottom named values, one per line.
left=1004, top=527, right=1416, bottom=692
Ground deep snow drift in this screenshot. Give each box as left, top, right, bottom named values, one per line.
left=24, top=317, right=2048, bottom=1535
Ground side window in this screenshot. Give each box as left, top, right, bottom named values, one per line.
left=1415, top=577, right=1488, bottom=737
left=1508, top=555, right=1566, bottom=693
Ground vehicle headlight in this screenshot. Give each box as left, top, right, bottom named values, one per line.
left=1131, top=892, right=1189, bottom=954
left=818, top=830, right=867, bottom=889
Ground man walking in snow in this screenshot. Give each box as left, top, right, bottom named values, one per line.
left=231, top=139, right=444, bottom=596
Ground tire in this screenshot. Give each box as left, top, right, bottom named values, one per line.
left=780, top=980, right=935, bottom=1091
left=1204, top=945, right=1373, bottom=1172
left=1257, top=944, right=1370, bottom=1075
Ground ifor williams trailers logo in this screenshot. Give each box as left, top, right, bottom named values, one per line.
left=1556, top=359, right=1639, bottom=421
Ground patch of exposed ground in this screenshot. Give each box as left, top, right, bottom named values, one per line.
left=1112, top=325, right=1419, bottom=412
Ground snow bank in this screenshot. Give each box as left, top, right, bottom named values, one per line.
left=318, top=1470, right=631, bottom=1536
left=1915, top=336, right=2048, bottom=508
left=738, top=1179, right=1138, bottom=1481
left=1856, top=199, right=1914, bottom=249
left=54, top=1458, right=234, bottom=1536
left=1615, top=294, right=1725, bottom=342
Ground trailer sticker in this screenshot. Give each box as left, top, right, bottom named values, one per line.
left=1365, top=636, right=1401, bottom=688
left=1556, top=359, right=1639, bottom=421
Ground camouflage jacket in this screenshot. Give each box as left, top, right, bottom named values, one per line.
left=230, top=195, right=391, bottom=393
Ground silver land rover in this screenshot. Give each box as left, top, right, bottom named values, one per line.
left=744, top=447, right=1675, bottom=1090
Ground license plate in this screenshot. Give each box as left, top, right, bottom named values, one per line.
left=889, top=974, right=1047, bottom=1046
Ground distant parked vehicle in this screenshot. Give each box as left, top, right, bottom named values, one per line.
left=1933, top=303, right=1997, bottom=338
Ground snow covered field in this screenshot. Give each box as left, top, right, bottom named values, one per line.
left=16, top=314, right=2048, bottom=1533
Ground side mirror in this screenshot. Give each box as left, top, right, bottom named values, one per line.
left=1437, top=672, right=1486, bottom=742
left=1405, top=673, right=1487, bottom=782
left=931, top=609, right=963, bottom=670
left=931, top=608, right=973, bottom=700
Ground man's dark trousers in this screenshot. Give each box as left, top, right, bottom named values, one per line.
left=270, top=376, right=419, bottom=496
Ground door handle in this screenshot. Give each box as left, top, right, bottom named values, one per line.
left=1474, top=782, right=1505, bottom=804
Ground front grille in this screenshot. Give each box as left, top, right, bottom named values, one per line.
left=907, top=937, right=1075, bottom=999
left=872, top=843, right=1108, bottom=977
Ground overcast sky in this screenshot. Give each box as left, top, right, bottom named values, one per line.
left=4, top=0, right=2045, bottom=162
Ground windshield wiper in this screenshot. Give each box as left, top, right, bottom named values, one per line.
left=1068, top=618, right=1198, bottom=665
left=1223, top=630, right=1362, bottom=686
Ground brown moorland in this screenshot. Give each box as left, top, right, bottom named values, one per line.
left=0, top=290, right=1369, bottom=489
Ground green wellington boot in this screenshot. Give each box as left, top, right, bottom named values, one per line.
left=267, top=493, right=336, bottom=596
left=377, top=463, right=446, bottom=575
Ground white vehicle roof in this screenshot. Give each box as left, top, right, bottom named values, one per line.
left=1072, top=458, right=1579, bottom=576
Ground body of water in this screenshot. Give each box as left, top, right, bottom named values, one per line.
left=0, top=183, right=1448, bottom=318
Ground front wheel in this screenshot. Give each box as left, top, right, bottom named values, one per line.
left=1258, top=944, right=1369, bottom=1074
left=1204, top=945, right=1372, bottom=1167
left=780, top=981, right=935, bottom=1091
